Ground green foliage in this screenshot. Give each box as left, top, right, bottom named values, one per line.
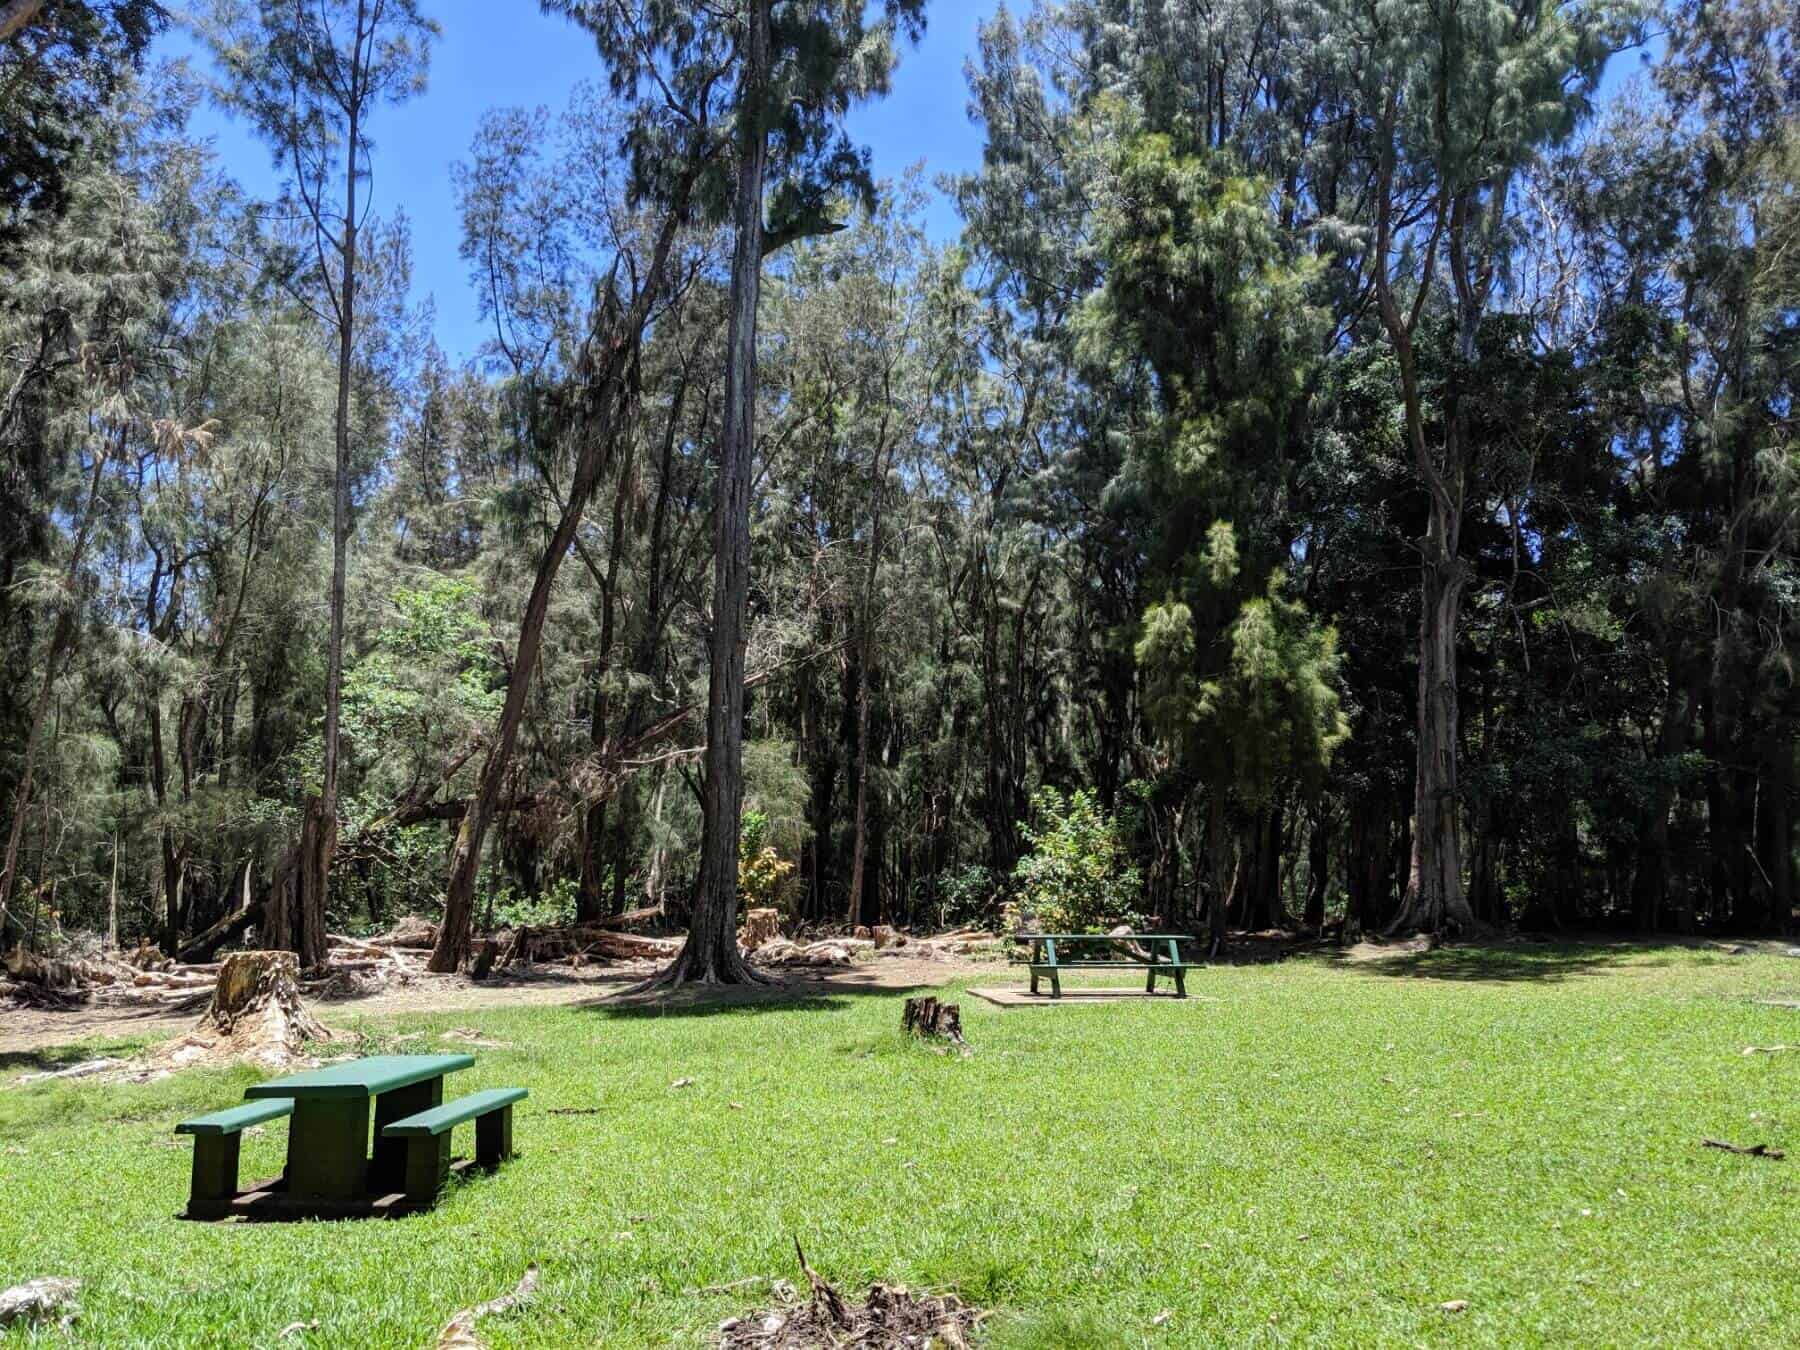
left=540, top=0, right=927, bottom=242
left=737, top=813, right=797, bottom=912
left=341, top=579, right=500, bottom=774
left=934, top=864, right=1003, bottom=930
left=1009, top=787, right=1144, bottom=933
left=485, top=875, right=578, bottom=931
left=1138, top=571, right=1349, bottom=807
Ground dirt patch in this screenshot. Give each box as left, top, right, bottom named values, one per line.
left=1, top=956, right=973, bottom=1058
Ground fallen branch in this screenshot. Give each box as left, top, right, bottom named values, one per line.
left=436, top=1265, right=540, bottom=1349
left=1702, top=1138, right=1786, bottom=1160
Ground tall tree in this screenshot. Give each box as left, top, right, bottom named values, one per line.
left=203, top=0, right=435, bottom=967
left=1350, top=0, right=1618, bottom=934
left=546, top=0, right=926, bottom=983
left=426, top=101, right=709, bottom=972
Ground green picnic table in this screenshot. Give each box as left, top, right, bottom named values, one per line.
left=1015, top=932, right=1201, bottom=998
left=244, top=1053, right=474, bottom=1201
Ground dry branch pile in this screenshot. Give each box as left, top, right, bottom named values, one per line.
left=719, top=1243, right=982, bottom=1349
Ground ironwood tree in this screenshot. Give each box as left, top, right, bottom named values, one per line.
left=202, top=0, right=436, bottom=967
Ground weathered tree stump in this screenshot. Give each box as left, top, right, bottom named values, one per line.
left=740, top=907, right=782, bottom=952
left=185, top=951, right=329, bottom=1066
left=902, top=996, right=968, bottom=1049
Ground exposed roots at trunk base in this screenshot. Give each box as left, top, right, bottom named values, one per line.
left=718, top=1240, right=984, bottom=1348
left=633, top=939, right=774, bottom=993
left=151, top=950, right=332, bottom=1071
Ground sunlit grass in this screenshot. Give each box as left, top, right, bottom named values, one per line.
left=1, top=942, right=1795, bottom=1346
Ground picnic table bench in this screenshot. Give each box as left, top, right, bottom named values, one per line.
left=175, top=1053, right=526, bottom=1220
left=1014, top=932, right=1200, bottom=999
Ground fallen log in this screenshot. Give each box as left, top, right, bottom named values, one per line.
left=3, top=944, right=84, bottom=990
left=370, top=915, right=438, bottom=949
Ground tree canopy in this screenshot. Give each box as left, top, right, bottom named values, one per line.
left=2, top=0, right=1796, bottom=969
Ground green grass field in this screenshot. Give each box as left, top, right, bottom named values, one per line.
left=1, top=943, right=1796, bottom=1347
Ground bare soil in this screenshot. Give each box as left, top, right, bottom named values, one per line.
left=0, top=954, right=974, bottom=1057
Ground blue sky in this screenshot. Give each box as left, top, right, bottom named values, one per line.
left=160, top=4, right=1654, bottom=367
left=161, top=1, right=1005, bottom=364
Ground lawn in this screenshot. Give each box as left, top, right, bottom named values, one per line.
left=1, top=943, right=1796, bottom=1347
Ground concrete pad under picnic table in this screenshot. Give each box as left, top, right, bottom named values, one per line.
left=967, top=985, right=1206, bottom=1006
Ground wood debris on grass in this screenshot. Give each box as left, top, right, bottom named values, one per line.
left=436, top=1266, right=540, bottom=1349
left=0, top=1277, right=79, bottom=1329
left=1741, top=1045, right=1793, bottom=1055
left=1702, top=1138, right=1786, bottom=1159
left=14, top=1057, right=126, bottom=1084
left=717, top=1241, right=983, bottom=1349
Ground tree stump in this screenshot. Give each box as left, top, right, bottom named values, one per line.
left=902, top=996, right=968, bottom=1049
left=740, top=907, right=782, bottom=952
left=185, top=951, right=329, bottom=1066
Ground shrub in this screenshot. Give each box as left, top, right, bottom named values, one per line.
left=935, top=863, right=1003, bottom=930
left=739, top=809, right=797, bottom=910
left=1008, top=787, right=1145, bottom=933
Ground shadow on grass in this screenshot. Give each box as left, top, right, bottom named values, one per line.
left=0, top=1036, right=148, bottom=1075
left=1315, top=939, right=1697, bottom=983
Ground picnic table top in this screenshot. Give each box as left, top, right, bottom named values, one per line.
left=244, top=1053, right=474, bottom=1101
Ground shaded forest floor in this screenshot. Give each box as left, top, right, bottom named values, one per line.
left=1, top=940, right=1795, bottom=1345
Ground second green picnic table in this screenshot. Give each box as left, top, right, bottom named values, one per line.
left=244, top=1053, right=473, bottom=1201
left=1015, top=932, right=1200, bottom=998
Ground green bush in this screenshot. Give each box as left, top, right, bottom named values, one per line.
left=738, top=809, right=797, bottom=911
left=934, top=863, right=1003, bottom=930
left=1008, top=787, right=1144, bottom=933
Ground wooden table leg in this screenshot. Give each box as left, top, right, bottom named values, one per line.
left=369, top=1076, right=444, bottom=1194
left=285, top=1097, right=370, bottom=1201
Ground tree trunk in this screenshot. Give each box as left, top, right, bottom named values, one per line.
left=0, top=437, right=108, bottom=933
left=1756, top=733, right=1793, bottom=935
left=1388, top=551, right=1475, bottom=935
left=1303, top=811, right=1328, bottom=930
left=0, top=613, right=70, bottom=940
left=651, top=0, right=772, bottom=988
left=0, top=0, right=47, bottom=45
left=846, top=475, right=887, bottom=928
left=298, top=55, right=361, bottom=974
left=428, top=182, right=694, bottom=974
left=1632, top=660, right=1697, bottom=931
